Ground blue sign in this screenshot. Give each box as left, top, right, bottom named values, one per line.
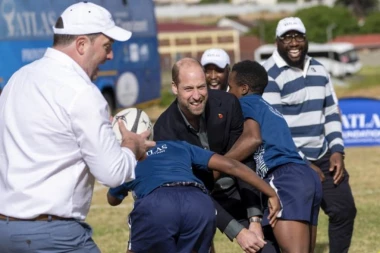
left=0, top=0, right=161, bottom=109
left=339, top=97, right=380, bottom=147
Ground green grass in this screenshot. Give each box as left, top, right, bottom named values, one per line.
left=159, top=88, right=175, bottom=107
left=345, top=66, right=380, bottom=89
left=87, top=147, right=380, bottom=253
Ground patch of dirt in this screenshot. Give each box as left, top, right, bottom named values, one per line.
left=336, top=85, right=380, bottom=99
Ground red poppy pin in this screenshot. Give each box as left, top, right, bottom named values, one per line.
left=218, top=113, right=223, bottom=119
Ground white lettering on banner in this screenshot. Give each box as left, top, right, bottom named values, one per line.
left=341, top=113, right=380, bottom=129
left=1, top=0, right=57, bottom=38
left=343, top=130, right=380, bottom=139
left=21, top=48, right=46, bottom=62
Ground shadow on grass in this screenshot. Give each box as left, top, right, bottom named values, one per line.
left=314, top=242, right=329, bottom=253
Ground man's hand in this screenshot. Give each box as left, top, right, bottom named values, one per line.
left=329, top=152, right=345, bottom=185
left=119, top=120, right=156, bottom=161
left=310, top=163, right=325, bottom=182
left=236, top=228, right=266, bottom=253
left=248, top=221, right=264, bottom=240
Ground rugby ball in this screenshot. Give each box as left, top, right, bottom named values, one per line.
left=112, top=108, right=153, bottom=142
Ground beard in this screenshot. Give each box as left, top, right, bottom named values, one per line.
left=278, top=42, right=308, bottom=69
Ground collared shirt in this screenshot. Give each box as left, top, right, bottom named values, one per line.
left=263, top=50, right=344, bottom=161
left=176, top=104, right=248, bottom=239
left=0, top=48, right=137, bottom=220
left=177, top=104, right=210, bottom=150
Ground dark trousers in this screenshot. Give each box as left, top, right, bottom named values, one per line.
left=313, top=152, right=357, bottom=253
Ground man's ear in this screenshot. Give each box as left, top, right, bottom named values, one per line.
left=76, top=36, right=90, bottom=55
left=242, top=83, right=249, bottom=96
left=171, top=81, right=178, bottom=95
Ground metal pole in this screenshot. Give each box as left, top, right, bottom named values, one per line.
left=326, top=23, right=336, bottom=60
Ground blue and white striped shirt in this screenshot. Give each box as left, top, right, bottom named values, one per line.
left=262, top=50, right=344, bottom=161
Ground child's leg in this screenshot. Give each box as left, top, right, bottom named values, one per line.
left=310, top=225, right=317, bottom=253
left=273, top=220, right=310, bottom=253
left=262, top=163, right=322, bottom=253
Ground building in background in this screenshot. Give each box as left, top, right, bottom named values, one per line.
left=154, top=0, right=200, bottom=4
left=217, top=17, right=255, bottom=35
left=158, top=22, right=240, bottom=70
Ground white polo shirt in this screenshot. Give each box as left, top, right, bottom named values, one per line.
left=0, top=48, right=136, bottom=220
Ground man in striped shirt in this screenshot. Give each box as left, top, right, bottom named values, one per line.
left=262, top=17, right=356, bottom=253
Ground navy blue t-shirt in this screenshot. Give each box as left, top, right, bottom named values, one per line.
left=240, top=94, right=305, bottom=178
left=109, top=140, right=214, bottom=199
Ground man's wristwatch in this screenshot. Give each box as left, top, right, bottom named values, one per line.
left=249, top=217, right=262, bottom=223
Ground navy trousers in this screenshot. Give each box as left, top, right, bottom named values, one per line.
left=128, top=186, right=216, bottom=253
left=313, top=152, right=357, bottom=253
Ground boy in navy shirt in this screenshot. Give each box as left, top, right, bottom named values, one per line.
left=226, top=60, right=322, bottom=253
left=108, top=140, right=281, bottom=253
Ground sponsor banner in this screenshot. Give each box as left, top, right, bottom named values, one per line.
left=339, top=97, right=380, bottom=147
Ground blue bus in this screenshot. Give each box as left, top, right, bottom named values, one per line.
left=0, top=0, right=161, bottom=111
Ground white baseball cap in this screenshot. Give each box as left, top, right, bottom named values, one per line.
left=53, top=2, right=132, bottom=42
left=201, top=48, right=230, bottom=69
left=276, top=17, right=306, bottom=37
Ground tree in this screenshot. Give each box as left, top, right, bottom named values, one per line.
left=247, top=6, right=359, bottom=44
left=294, top=6, right=358, bottom=43
left=247, top=19, right=278, bottom=44
left=359, top=11, right=380, bottom=33
left=335, top=0, right=378, bottom=17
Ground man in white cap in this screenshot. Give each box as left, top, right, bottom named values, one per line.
left=0, top=2, right=155, bottom=252
left=201, top=48, right=231, bottom=91
left=262, top=17, right=356, bottom=253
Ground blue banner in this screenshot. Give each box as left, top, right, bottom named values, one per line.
left=339, top=97, right=380, bottom=147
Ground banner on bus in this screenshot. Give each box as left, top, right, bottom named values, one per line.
left=339, top=97, right=380, bottom=147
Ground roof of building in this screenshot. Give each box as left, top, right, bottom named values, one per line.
left=158, top=22, right=231, bottom=32
left=332, top=34, right=380, bottom=49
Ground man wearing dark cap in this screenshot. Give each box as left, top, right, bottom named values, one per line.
left=262, top=17, right=357, bottom=253
left=0, top=2, right=154, bottom=252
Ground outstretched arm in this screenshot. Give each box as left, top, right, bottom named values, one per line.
left=208, top=154, right=280, bottom=227
left=225, top=119, right=262, bottom=162
left=107, top=184, right=130, bottom=206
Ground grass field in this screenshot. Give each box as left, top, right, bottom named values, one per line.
left=87, top=147, right=380, bottom=253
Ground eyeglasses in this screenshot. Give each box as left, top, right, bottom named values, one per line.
left=278, top=33, right=306, bottom=44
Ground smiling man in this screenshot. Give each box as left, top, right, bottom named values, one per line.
left=154, top=58, right=277, bottom=253
left=201, top=48, right=230, bottom=91
left=262, top=17, right=357, bottom=253
left=0, top=2, right=155, bottom=253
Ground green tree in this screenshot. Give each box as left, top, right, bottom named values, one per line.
left=335, top=0, right=378, bottom=17
left=247, top=6, right=358, bottom=44
left=294, top=6, right=358, bottom=43
left=247, top=19, right=278, bottom=44
left=360, top=11, right=380, bottom=33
